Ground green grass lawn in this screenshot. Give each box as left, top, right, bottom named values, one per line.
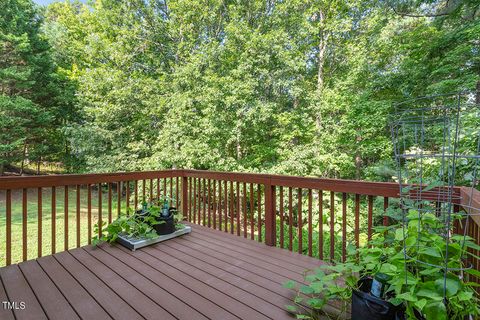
left=0, top=187, right=128, bottom=265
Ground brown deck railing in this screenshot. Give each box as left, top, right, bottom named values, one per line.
left=0, top=169, right=479, bottom=284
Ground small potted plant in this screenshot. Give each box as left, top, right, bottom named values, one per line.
left=151, top=196, right=177, bottom=235
left=92, top=208, right=162, bottom=246
left=93, top=196, right=185, bottom=247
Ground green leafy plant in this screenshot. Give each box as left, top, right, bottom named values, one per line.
left=92, top=198, right=185, bottom=246
left=284, top=211, right=480, bottom=320
left=92, top=205, right=164, bottom=246
left=283, top=245, right=359, bottom=319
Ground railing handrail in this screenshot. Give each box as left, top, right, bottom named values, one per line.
left=0, top=170, right=181, bottom=189
left=0, top=169, right=463, bottom=200
left=460, top=186, right=480, bottom=225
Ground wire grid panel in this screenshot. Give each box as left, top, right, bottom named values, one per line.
left=391, top=92, right=480, bottom=298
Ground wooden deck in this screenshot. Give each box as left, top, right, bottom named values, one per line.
left=0, top=223, right=328, bottom=320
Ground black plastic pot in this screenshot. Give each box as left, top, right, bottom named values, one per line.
left=154, top=208, right=176, bottom=235
left=352, top=278, right=404, bottom=320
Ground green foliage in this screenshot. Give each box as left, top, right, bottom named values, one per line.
left=92, top=197, right=183, bottom=245
left=93, top=204, right=163, bottom=245
left=0, top=0, right=77, bottom=174
left=0, top=0, right=477, bottom=188
left=31, top=0, right=478, bottom=178
left=284, top=211, right=480, bottom=319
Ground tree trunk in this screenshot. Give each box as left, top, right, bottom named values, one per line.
left=316, top=10, right=330, bottom=94
left=315, top=10, right=329, bottom=133
left=36, top=158, right=41, bottom=175
left=476, top=80, right=480, bottom=105
left=236, top=135, right=242, bottom=160
left=20, top=142, right=27, bottom=175
left=0, top=163, right=4, bottom=176
left=355, top=135, right=363, bottom=180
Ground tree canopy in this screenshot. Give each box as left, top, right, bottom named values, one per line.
left=1, top=0, right=478, bottom=180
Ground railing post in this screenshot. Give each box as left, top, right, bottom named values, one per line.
left=264, top=181, right=276, bottom=246
left=182, top=175, right=189, bottom=221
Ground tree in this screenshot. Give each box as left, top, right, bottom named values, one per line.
left=0, top=0, right=68, bottom=174
left=40, top=0, right=479, bottom=181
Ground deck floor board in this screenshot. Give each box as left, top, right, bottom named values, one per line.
left=37, top=254, right=112, bottom=320
left=0, top=223, right=336, bottom=320
left=54, top=251, right=144, bottom=320
left=99, top=244, right=239, bottom=320
left=69, top=247, right=176, bottom=320
left=0, top=269, right=15, bottom=320
left=19, top=260, right=80, bottom=320
left=169, top=237, right=299, bottom=300
left=0, top=264, right=47, bottom=320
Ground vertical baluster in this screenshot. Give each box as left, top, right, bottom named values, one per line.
left=330, top=191, right=335, bottom=261
left=298, top=188, right=303, bottom=254
left=208, top=179, right=211, bottom=227
left=6, top=189, right=11, bottom=265
left=236, top=181, right=240, bottom=236
left=189, top=177, right=193, bottom=222
left=288, top=187, right=293, bottom=251
left=368, top=195, right=373, bottom=244
left=318, top=190, right=323, bottom=260
left=268, top=184, right=276, bottom=247
left=477, top=225, right=480, bottom=285
left=52, top=186, right=56, bottom=254
left=117, top=182, right=121, bottom=218
left=279, top=186, right=284, bottom=248
left=76, top=185, right=80, bottom=248
left=435, top=201, right=441, bottom=217
left=469, top=219, right=475, bottom=283
left=108, top=183, right=112, bottom=224
left=22, top=188, right=27, bottom=261
left=156, top=178, right=160, bottom=200
left=176, top=177, right=179, bottom=209
left=134, top=180, right=138, bottom=209
left=257, top=185, right=262, bottom=242
left=38, top=187, right=43, bottom=257
left=98, top=183, right=102, bottom=238
left=469, top=220, right=474, bottom=284
left=342, top=193, right=347, bottom=262
left=142, top=179, right=146, bottom=203
left=453, top=204, right=461, bottom=235
left=219, top=180, right=223, bottom=230
left=308, top=189, right=312, bottom=257
left=213, top=180, right=217, bottom=229
left=163, top=178, right=167, bottom=198
left=224, top=181, right=228, bottom=232
left=474, top=222, right=479, bottom=282
left=243, top=182, right=247, bottom=238
left=126, top=181, right=130, bottom=214
left=169, top=177, right=173, bottom=206
left=383, top=197, right=389, bottom=226
left=87, top=184, right=92, bottom=244
left=64, top=186, right=68, bottom=251
left=202, top=179, right=206, bottom=225
left=193, top=178, right=197, bottom=224
left=250, top=184, right=254, bottom=240
left=150, top=179, right=153, bottom=202
left=196, top=178, right=200, bottom=224
left=230, top=181, right=234, bottom=234
left=197, top=179, right=201, bottom=224
left=355, top=194, right=360, bottom=248
left=181, top=176, right=188, bottom=222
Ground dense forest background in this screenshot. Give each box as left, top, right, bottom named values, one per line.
left=1, top=0, right=479, bottom=181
